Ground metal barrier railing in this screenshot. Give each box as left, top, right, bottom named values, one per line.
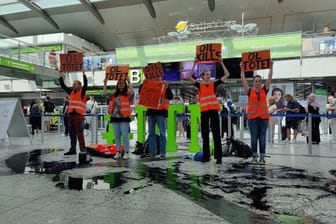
left=25, top=112, right=332, bottom=154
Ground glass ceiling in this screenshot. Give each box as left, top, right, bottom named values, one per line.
left=0, top=0, right=106, bottom=16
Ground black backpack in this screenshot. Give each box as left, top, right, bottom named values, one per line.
left=30, top=105, right=41, bottom=116
left=135, top=135, right=161, bottom=157
left=229, top=137, right=252, bottom=158
left=45, top=101, right=55, bottom=113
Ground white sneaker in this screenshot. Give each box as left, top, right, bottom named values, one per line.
left=123, top=152, right=129, bottom=160
left=115, top=152, right=121, bottom=159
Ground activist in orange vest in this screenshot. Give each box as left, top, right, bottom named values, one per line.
left=59, top=70, right=88, bottom=156
left=104, top=78, right=134, bottom=160
left=240, top=60, right=273, bottom=164
left=189, top=60, right=230, bottom=164
left=139, top=77, right=174, bottom=159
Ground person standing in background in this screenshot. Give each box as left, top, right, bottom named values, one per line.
left=283, top=94, right=301, bottom=144
left=326, top=95, right=336, bottom=143
left=306, top=93, right=321, bottom=144
left=85, top=95, right=98, bottom=134
left=240, top=61, right=273, bottom=163
left=175, top=96, right=186, bottom=139
left=268, top=96, right=277, bottom=143
left=62, top=96, right=70, bottom=137
left=189, top=60, right=230, bottom=164
left=104, top=78, right=134, bottom=159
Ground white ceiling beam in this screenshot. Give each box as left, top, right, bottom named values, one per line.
left=142, top=0, right=156, bottom=18
left=0, top=16, right=18, bottom=33
left=78, top=0, right=105, bottom=24
left=17, top=0, right=59, bottom=29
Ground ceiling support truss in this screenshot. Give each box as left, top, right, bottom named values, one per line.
left=79, top=0, right=105, bottom=24
left=17, top=0, right=59, bottom=29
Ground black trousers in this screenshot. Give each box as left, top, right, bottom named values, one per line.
left=201, top=110, right=222, bottom=160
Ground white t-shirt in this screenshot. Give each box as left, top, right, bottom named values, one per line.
left=86, top=100, right=98, bottom=114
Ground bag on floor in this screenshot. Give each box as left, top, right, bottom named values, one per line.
left=139, top=135, right=160, bottom=157
left=229, top=137, right=252, bottom=158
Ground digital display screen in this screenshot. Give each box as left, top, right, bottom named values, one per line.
left=320, top=39, right=336, bottom=55
left=162, top=62, right=180, bottom=81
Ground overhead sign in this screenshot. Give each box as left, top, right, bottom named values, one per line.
left=105, top=65, right=129, bottom=80
left=143, top=62, right=164, bottom=79
left=116, top=33, right=301, bottom=66
left=196, top=43, right=222, bottom=62
left=241, top=49, right=271, bottom=72
left=11, top=44, right=62, bottom=54
left=138, top=79, right=165, bottom=109
left=0, top=56, right=35, bottom=72
left=60, top=53, right=83, bottom=72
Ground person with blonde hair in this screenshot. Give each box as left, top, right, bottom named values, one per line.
left=189, top=60, right=230, bottom=164
left=306, top=93, right=321, bottom=144
left=326, top=95, right=336, bottom=143
left=268, top=96, right=277, bottom=143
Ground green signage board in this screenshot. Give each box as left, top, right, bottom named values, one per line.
left=116, top=33, right=302, bottom=66
left=10, top=44, right=62, bottom=55
left=0, top=56, right=35, bottom=72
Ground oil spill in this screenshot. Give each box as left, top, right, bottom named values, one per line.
left=3, top=148, right=333, bottom=223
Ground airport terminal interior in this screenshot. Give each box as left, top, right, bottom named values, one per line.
left=1, top=0, right=336, bottom=223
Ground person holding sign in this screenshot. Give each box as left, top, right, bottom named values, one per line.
left=240, top=60, right=273, bottom=163
left=139, top=76, right=174, bottom=159
left=104, top=78, right=134, bottom=159
left=59, top=70, right=89, bottom=163
left=188, top=59, right=230, bottom=164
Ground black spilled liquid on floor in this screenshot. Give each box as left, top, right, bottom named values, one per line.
left=4, top=148, right=334, bottom=223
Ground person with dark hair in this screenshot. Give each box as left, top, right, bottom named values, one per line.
left=139, top=76, right=174, bottom=159
left=104, top=78, right=134, bottom=159
left=59, top=71, right=88, bottom=161
left=271, top=87, right=284, bottom=109
left=189, top=60, right=230, bottom=164
left=306, top=93, right=321, bottom=144
left=240, top=61, right=273, bottom=163
left=283, top=94, right=301, bottom=144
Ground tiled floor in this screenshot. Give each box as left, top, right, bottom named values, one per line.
left=0, top=131, right=335, bottom=224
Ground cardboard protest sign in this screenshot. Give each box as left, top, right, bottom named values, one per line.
left=241, top=50, right=271, bottom=72
left=196, top=43, right=222, bottom=62
left=143, top=62, right=164, bottom=79
left=105, top=65, right=129, bottom=80
left=138, top=79, right=165, bottom=109
left=60, top=53, right=83, bottom=72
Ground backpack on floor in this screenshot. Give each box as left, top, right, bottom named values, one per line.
left=143, top=135, right=160, bottom=155
left=229, top=137, right=252, bottom=158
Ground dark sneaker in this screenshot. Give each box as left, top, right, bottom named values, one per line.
left=159, top=155, right=166, bottom=160
left=259, top=157, right=266, bottom=164
left=201, top=157, right=210, bottom=163
left=64, top=150, right=76, bottom=155
left=251, top=157, right=258, bottom=163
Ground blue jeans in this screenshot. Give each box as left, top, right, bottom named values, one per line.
left=112, top=122, right=130, bottom=153
left=147, top=115, right=166, bottom=156
left=248, top=118, right=268, bottom=155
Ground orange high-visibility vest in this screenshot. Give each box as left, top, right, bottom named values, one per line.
left=108, top=95, right=131, bottom=117
left=199, top=83, right=220, bottom=112
left=247, top=88, right=269, bottom=120
left=158, top=87, right=170, bottom=110
left=68, top=90, right=86, bottom=115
